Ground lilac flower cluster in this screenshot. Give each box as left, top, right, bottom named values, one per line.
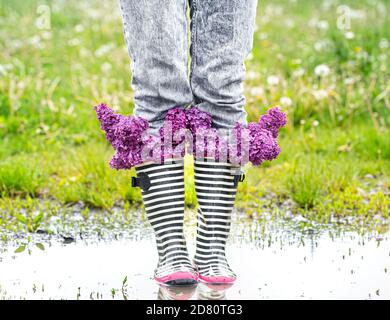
left=95, top=103, right=287, bottom=169
left=246, top=107, right=286, bottom=165
left=159, top=107, right=188, bottom=146
left=186, top=107, right=223, bottom=160
left=95, top=103, right=149, bottom=169
left=192, top=107, right=286, bottom=165
left=95, top=103, right=121, bottom=143
left=185, top=107, right=212, bottom=133
left=258, top=107, right=287, bottom=138
left=193, top=127, right=230, bottom=162
left=230, top=123, right=250, bottom=164
left=247, top=122, right=280, bottom=165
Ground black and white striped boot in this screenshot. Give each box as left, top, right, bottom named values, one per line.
left=133, top=158, right=198, bottom=286
left=193, top=158, right=245, bottom=284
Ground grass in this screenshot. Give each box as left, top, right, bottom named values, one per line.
left=0, top=0, right=389, bottom=227
left=236, top=123, right=389, bottom=220
left=0, top=159, right=44, bottom=197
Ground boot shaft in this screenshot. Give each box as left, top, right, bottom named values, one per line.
left=134, top=159, right=191, bottom=267
left=194, top=158, right=243, bottom=252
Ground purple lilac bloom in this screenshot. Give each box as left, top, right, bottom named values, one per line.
left=109, top=146, right=143, bottom=170
left=248, top=122, right=281, bottom=165
left=186, top=107, right=213, bottom=159
left=165, top=107, right=188, bottom=132
left=94, top=103, right=121, bottom=144
left=94, top=104, right=150, bottom=170
left=96, top=103, right=286, bottom=169
left=258, top=107, right=287, bottom=138
left=185, top=106, right=212, bottom=133
left=193, top=127, right=219, bottom=160
left=159, top=107, right=188, bottom=147
left=112, top=116, right=149, bottom=151
left=230, top=123, right=250, bottom=165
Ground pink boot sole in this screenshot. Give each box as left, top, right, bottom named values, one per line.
left=198, top=275, right=236, bottom=284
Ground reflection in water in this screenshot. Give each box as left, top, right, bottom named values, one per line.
left=0, top=211, right=389, bottom=299
left=157, top=283, right=234, bottom=300
left=197, top=283, right=233, bottom=300
left=157, top=284, right=197, bottom=300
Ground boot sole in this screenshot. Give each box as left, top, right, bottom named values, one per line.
left=158, top=278, right=198, bottom=287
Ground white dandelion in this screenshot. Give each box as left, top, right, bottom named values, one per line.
left=95, top=43, right=115, bottom=57
left=379, top=38, right=389, bottom=49
left=344, top=77, right=355, bottom=85
left=317, top=20, right=329, bottom=30
left=74, top=24, right=85, bottom=33
left=312, top=89, right=329, bottom=101
left=293, top=68, right=305, bottom=78
left=345, top=31, right=355, bottom=40
left=249, top=87, right=265, bottom=97
left=280, top=96, right=293, bottom=107
left=41, top=31, right=52, bottom=40
left=0, top=64, right=13, bottom=76
left=246, top=70, right=259, bottom=80
left=314, top=64, right=330, bottom=77
left=101, top=63, right=112, bottom=73
left=267, top=75, right=280, bottom=86
left=68, top=38, right=81, bottom=47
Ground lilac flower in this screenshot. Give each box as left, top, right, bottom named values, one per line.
left=186, top=106, right=213, bottom=159
left=109, top=152, right=129, bottom=170
left=138, top=134, right=161, bottom=164
left=193, top=127, right=216, bottom=159
left=94, top=103, right=121, bottom=144
left=109, top=146, right=143, bottom=170
left=215, top=134, right=230, bottom=162
left=165, top=107, right=188, bottom=132
left=159, top=107, right=188, bottom=147
left=94, top=104, right=150, bottom=170
left=248, top=122, right=280, bottom=165
left=258, top=107, right=287, bottom=138
left=230, top=123, right=250, bottom=165
left=185, top=106, right=212, bottom=133
left=112, top=116, right=149, bottom=151
left=95, top=103, right=287, bottom=169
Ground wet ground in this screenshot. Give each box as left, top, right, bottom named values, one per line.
left=0, top=209, right=389, bottom=300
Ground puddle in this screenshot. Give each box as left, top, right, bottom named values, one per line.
left=0, top=211, right=389, bottom=300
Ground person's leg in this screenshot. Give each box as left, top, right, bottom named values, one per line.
left=133, top=158, right=198, bottom=286
left=193, top=159, right=244, bottom=284
left=189, top=0, right=257, bottom=284
left=119, top=0, right=193, bottom=135
left=119, top=1, right=197, bottom=285
left=189, top=0, right=258, bottom=130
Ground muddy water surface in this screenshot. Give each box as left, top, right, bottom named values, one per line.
left=0, top=211, right=389, bottom=300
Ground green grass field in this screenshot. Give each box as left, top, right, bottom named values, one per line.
left=0, top=0, right=389, bottom=227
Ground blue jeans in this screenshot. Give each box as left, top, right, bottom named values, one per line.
left=119, top=0, right=258, bottom=135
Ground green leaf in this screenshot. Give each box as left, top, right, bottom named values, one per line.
left=15, top=214, right=26, bottom=224
left=14, top=245, right=26, bottom=253
left=122, top=276, right=128, bottom=286
left=35, top=243, right=45, bottom=251
left=33, top=212, right=43, bottom=224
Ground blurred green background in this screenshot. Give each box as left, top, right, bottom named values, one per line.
left=0, top=0, right=388, bottom=227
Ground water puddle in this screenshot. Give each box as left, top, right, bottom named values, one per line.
left=0, top=210, right=389, bottom=300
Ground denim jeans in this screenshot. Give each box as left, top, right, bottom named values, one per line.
left=119, top=0, right=258, bottom=135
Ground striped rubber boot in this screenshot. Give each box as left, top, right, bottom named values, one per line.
left=133, top=159, right=198, bottom=286
left=193, top=158, right=245, bottom=284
